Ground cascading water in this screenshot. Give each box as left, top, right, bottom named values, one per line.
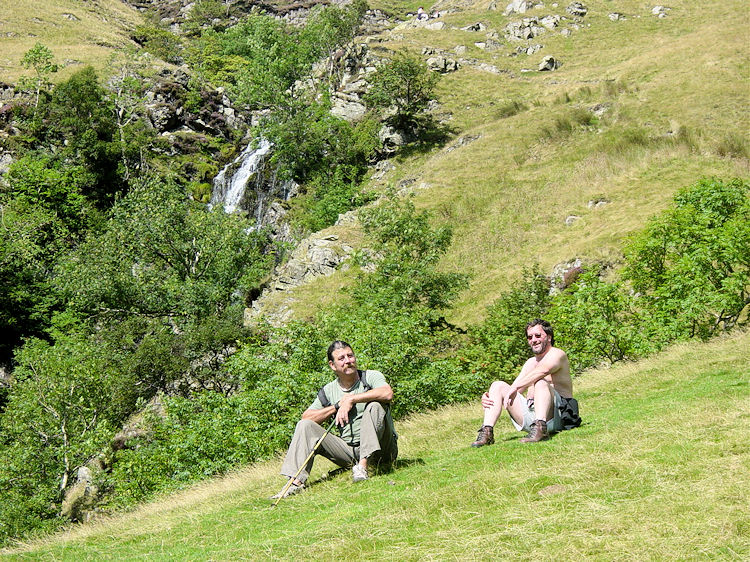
left=210, top=138, right=273, bottom=213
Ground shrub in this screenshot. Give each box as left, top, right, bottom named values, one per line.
left=364, top=51, right=440, bottom=134
left=547, top=269, right=662, bottom=372
left=468, top=265, right=552, bottom=378
left=624, top=177, right=750, bottom=339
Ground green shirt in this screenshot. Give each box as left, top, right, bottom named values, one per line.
left=309, top=369, right=391, bottom=444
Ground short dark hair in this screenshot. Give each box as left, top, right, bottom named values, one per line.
left=526, top=319, right=554, bottom=346
left=327, top=340, right=353, bottom=362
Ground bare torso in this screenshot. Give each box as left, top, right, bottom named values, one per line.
left=520, top=346, right=573, bottom=398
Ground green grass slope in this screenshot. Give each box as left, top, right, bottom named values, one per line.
left=4, top=330, right=748, bottom=560
left=274, top=0, right=749, bottom=326
left=0, top=0, right=143, bottom=83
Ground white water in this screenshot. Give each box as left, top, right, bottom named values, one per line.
left=210, top=139, right=272, bottom=213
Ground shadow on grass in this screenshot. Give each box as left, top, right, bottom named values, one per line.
left=393, top=120, right=456, bottom=160
left=310, top=457, right=426, bottom=485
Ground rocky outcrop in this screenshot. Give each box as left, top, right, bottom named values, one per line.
left=325, top=43, right=379, bottom=122
left=566, top=2, right=588, bottom=17
left=60, top=464, right=102, bottom=523
left=504, top=0, right=543, bottom=15
left=247, top=232, right=357, bottom=325
left=144, top=67, right=247, bottom=138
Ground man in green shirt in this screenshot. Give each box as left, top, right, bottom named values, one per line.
left=272, top=341, right=398, bottom=499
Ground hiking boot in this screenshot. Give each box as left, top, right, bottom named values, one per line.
left=471, top=425, right=495, bottom=448
left=520, top=420, right=549, bottom=443
left=352, top=464, right=368, bottom=482
left=270, top=481, right=303, bottom=500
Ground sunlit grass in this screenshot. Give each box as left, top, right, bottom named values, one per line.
left=0, top=0, right=144, bottom=83
left=4, top=330, right=748, bottom=560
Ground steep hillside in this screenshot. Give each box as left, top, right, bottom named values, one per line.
left=3, top=330, right=748, bottom=559
left=0, top=0, right=144, bottom=83
left=258, top=0, right=749, bottom=326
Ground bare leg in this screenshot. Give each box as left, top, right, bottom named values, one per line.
left=482, top=381, right=527, bottom=428
left=531, top=379, right=554, bottom=422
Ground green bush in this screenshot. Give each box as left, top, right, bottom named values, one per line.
left=624, top=177, right=750, bottom=339
left=547, top=269, right=662, bottom=372
left=364, top=50, right=440, bottom=134
left=133, top=25, right=183, bottom=64
left=469, top=265, right=552, bottom=378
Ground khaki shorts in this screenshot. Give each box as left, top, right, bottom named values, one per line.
left=511, top=389, right=564, bottom=433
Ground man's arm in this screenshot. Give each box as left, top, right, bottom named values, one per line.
left=503, top=350, right=566, bottom=407
left=301, top=405, right=337, bottom=424
left=336, top=384, right=393, bottom=426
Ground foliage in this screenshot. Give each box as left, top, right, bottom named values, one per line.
left=355, top=192, right=469, bottom=311
left=0, top=198, right=67, bottom=362
left=468, top=265, right=552, bottom=379
left=132, top=25, right=183, bottom=64
left=55, top=176, right=273, bottom=323
left=18, top=43, right=57, bottom=112
left=364, top=51, right=440, bottom=133
left=0, top=336, right=117, bottom=546
left=547, top=269, right=662, bottom=372
left=189, top=3, right=365, bottom=109
left=623, top=177, right=750, bottom=339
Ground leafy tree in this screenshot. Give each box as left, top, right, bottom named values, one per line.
left=624, top=178, right=750, bottom=339
left=364, top=51, right=440, bottom=133
left=547, top=269, right=662, bottom=372
left=19, top=43, right=57, bottom=113
left=106, top=51, right=156, bottom=181
left=55, top=176, right=273, bottom=323
left=0, top=335, right=117, bottom=545
left=355, top=192, right=469, bottom=311
left=0, top=198, right=67, bottom=363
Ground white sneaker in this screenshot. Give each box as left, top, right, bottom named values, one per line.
left=270, top=481, right=303, bottom=500
left=352, top=464, right=368, bottom=482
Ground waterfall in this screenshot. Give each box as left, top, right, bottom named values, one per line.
left=210, top=139, right=273, bottom=213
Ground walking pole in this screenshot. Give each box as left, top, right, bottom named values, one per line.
left=273, top=418, right=337, bottom=506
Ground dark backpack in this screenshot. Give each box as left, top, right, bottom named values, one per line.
left=317, top=370, right=371, bottom=408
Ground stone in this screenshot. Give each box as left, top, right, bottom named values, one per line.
left=540, top=15, right=562, bottom=30
left=426, top=56, right=459, bottom=73
left=504, top=0, right=538, bottom=15
left=454, top=45, right=467, bottom=55
left=652, top=5, right=669, bottom=18
left=425, top=21, right=446, bottom=31
left=0, top=152, right=13, bottom=178
left=379, top=125, right=409, bottom=153
left=331, top=98, right=367, bottom=121
left=550, top=258, right=583, bottom=291
left=587, top=197, right=610, bottom=209
left=461, top=22, right=486, bottom=32
left=61, top=466, right=100, bottom=522
left=608, top=12, right=625, bottom=21
left=538, top=55, right=561, bottom=71
left=564, top=214, right=581, bottom=226
left=505, top=18, right=547, bottom=41
left=567, top=2, right=588, bottom=17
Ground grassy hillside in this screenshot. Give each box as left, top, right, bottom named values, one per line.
left=0, top=0, right=143, bottom=83
left=265, top=0, right=749, bottom=326
left=3, top=329, right=748, bottom=560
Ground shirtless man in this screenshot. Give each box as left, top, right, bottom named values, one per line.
left=470, top=319, right=581, bottom=446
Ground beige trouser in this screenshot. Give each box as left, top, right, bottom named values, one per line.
left=280, top=402, right=397, bottom=483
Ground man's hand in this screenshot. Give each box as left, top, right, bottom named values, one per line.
left=480, top=392, right=494, bottom=409
left=503, top=387, right=518, bottom=409
left=335, top=394, right=357, bottom=426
